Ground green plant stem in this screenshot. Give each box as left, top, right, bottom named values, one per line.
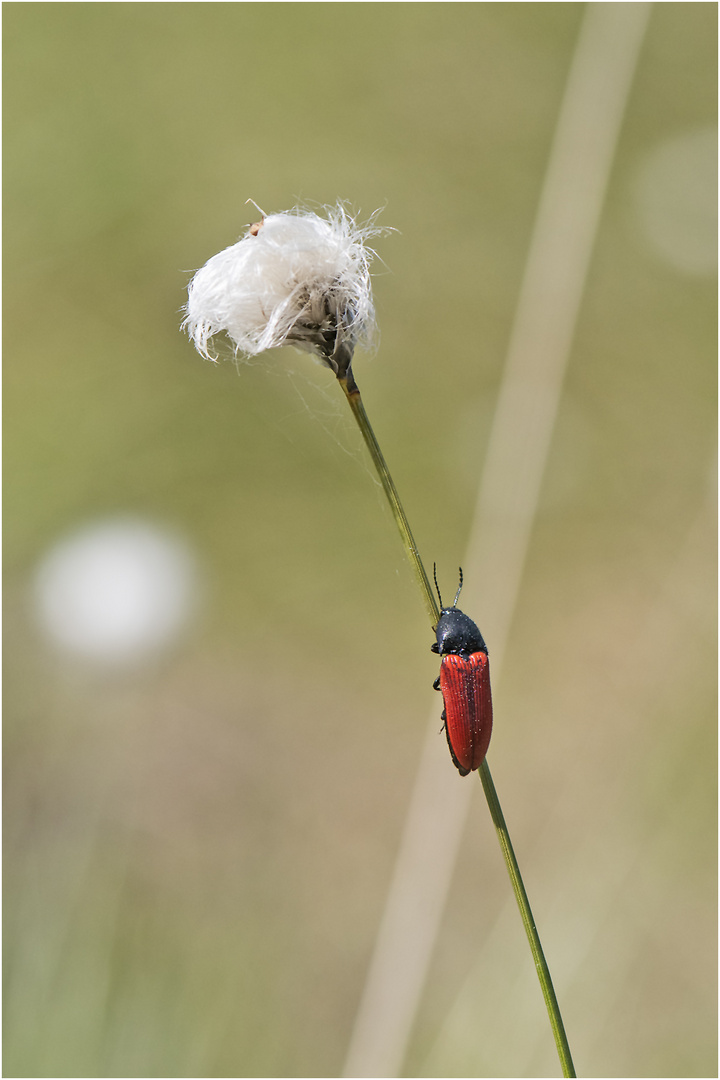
left=339, top=370, right=576, bottom=1079
left=339, top=378, right=439, bottom=626
left=479, top=759, right=576, bottom=1078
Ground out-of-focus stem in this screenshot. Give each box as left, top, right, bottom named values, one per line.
left=339, top=375, right=439, bottom=627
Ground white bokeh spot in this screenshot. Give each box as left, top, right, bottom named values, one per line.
left=634, top=126, right=717, bottom=276
left=34, top=518, right=197, bottom=664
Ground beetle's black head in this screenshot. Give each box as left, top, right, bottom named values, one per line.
left=432, top=607, right=487, bottom=658
left=431, top=564, right=487, bottom=658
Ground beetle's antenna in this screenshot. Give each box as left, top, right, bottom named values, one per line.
left=433, top=562, right=444, bottom=610
left=453, top=567, right=463, bottom=608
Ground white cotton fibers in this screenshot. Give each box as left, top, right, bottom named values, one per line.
left=183, top=204, right=384, bottom=365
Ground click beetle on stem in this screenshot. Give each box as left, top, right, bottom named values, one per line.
left=431, top=566, right=493, bottom=776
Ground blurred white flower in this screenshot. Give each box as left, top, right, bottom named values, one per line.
left=183, top=204, right=384, bottom=380
left=34, top=518, right=197, bottom=666
left=633, top=126, right=717, bottom=277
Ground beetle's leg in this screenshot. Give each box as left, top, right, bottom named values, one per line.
left=433, top=676, right=441, bottom=691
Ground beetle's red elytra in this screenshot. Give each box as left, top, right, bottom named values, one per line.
left=438, top=651, right=493, bottom=775
left=431, top=566, right=493, bottom=776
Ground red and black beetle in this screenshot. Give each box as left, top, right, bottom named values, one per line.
left=431, top=566, right=493, bottom=776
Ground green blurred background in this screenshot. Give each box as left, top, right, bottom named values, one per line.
left=4, top=3, right=716, bottom=1077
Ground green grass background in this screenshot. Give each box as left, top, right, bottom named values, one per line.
left=4, top=3, right=716, bottom=1077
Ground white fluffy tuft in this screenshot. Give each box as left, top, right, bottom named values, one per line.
left=183, top=203, right=384, bottom=363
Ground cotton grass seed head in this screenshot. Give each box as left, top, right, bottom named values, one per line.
left=183, top=203, right=385, bottom=381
